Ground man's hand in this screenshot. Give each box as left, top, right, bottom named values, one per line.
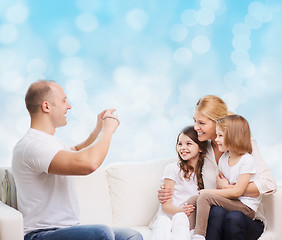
left=95, top=110, right=107, bottom=133
left=181, top=203, right=195, bottom=216
left=216, top=171, right=230, bottom=189
left=102, top=109, right=120, bottom=133
left=158, top=185, right=172, bottom=204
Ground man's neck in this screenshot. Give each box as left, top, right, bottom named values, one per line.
left=30, top=118, right=56, bottom=135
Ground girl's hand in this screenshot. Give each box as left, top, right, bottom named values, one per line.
left=216, top=171, right=230, bottom=189
left=182, top=203, right=195, bottom=216
left=158, top=185, right=172, bottom=204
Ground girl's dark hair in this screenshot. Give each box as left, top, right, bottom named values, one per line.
left=176, top=126, right=208, bottom=190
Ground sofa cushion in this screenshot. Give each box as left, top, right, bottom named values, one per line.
left=1, top=169, right=17, bottom=210
left=106, top=158, right=176, bottom=227
left=74, top=168, right=113, bottom=226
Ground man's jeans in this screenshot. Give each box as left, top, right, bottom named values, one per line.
left=24, top=225, right=143, bottom=240
left=206, top=206, right=264, bottom=240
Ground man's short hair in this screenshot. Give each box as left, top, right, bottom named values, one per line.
left=25, top=80, right=55, bottom=115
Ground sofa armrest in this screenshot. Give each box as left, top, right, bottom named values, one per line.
left=0, top=201, right=24, bottom=240
left=261, top=186, right=282, bottom=239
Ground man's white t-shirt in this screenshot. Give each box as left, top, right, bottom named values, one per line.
left=12, top=128, right=80, bottom=235
left=218, top=152, right=261, bottom=212
left=157, top=161, right=198, bottom=217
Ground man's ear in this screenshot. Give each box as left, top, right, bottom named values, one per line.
left=41, top=101, right=50, bottom=113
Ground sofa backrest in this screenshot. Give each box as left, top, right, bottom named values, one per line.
left=261, top=186, right=282, bottom=232
left=74, top=167, right=113, bottom=226
left=1, top=163, right=280, bottom=231
left=106, top=158, right=177, bottom=227
left=0, top=168, right=17, bottom=209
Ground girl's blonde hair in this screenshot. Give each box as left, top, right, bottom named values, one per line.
left=176, top=126, right=208, bottom=190
left=195, top=95, right=229, bottom=122
left=217, top=115, right=252, bottom=155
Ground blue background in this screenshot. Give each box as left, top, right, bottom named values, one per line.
left=0, top=0, right=281, bottom=184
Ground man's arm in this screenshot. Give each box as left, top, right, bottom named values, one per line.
left=70, top=110, right=107, bottom=151
left=48, top=109, right=119, bottom=175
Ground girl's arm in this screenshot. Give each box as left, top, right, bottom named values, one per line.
left=201, top=173, right=252, bottom=199
left=216, top=172, right=260, bottom=197
left=216, top=139, right=277, bottom=197
left=161, top=179, right=184, bottom=215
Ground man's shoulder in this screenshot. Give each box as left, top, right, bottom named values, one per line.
left=14, top=130, right=44, bottom=152
left=13, top=129, right=57, bottom=161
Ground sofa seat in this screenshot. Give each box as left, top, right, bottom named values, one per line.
left=1, top=158, right=282, bottom=240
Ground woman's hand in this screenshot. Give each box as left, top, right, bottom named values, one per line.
left=158, top=185, right=172, bottom=204
left=181, top=203, right=195, bottom=216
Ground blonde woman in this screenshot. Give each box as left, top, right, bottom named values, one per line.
left=158, top=95, right=276, bottom=240
left=188, top=115, right=261, bottom=240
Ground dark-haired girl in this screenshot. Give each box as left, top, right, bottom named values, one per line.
left=151, top=126, right=207, bottom=240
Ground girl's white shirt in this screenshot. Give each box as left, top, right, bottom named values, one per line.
left=158, top=161, right=199, bottom=218
left=219, top=152, right=261, bottom=212
left=202, top=138, right=276, bottom=194
left=202, top=138, right=277, bottom=226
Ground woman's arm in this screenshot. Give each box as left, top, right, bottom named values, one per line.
left=158, top=185, right=172, bottom=204
left=202, top=173, right=252, bottom=199
left=161, top=179, right=184, bottom=215
left=251, top=138, right=277, bottom=195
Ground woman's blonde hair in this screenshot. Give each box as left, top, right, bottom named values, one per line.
left=217, top=115, right=252, bottom=155
left=195, top=95, right=229, bottom=122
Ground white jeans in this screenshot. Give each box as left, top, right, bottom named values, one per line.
left=151, top=212, right=192, bottom=240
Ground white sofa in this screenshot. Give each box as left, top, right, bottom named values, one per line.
left=0, top=158, right=281, bottom=240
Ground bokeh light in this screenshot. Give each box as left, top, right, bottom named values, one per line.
left=126, top=8, right=148, bottom=30
left=5, top=3, right=29, bottom=24
left=75, top=12, right=98, bottom=32
left=169, top=24, right=188, bottom=42
left=181, top=9, right=197, bottom=27
left=0, top=0, right=281, bottom=185
left=0, top=23, right=18, bottom=44
left=173, top=47, right=193, bottom=65
left=196, top=8, right=215, bottom=26
left=192, top=35, right=211, bottom=54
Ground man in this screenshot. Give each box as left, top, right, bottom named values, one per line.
left=12, top=80, right=143, bottom=240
